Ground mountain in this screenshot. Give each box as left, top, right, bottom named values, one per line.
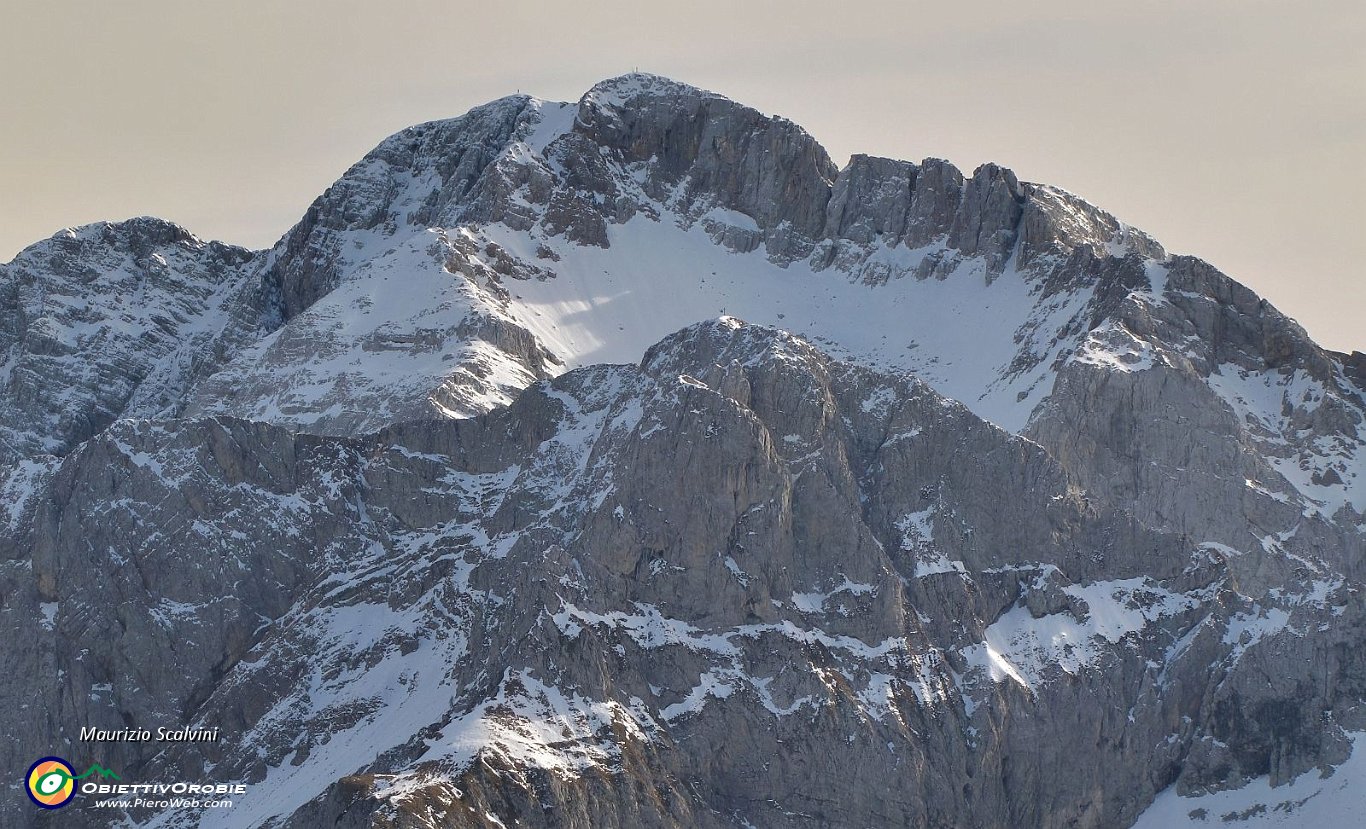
left=1, top=74, right=1363, bottom=828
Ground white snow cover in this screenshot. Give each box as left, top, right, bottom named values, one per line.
left=165, top=85, right=1139, bottom=434
left=1207, top=363, right=1365, bottom=516
left=187, top=229, right=541, bottom=429
left=1222, top=605, right=1293, bottom=662
left=963, top=577, right=1199, bottom=690
left=0, top=220, right=256, bottom=457
left=184, top=593, right=470, bottom=829
left=0, top=457, right=53, bottom=530
left=484, top=215, right=1094, bottom=431
left=1133, top=733, right=1366, bottom=828
left=789, top=577, right=876, bottom=614
left=412, top=670, right=659, bottom=779
left=95, top=90, right=1355, bottom=467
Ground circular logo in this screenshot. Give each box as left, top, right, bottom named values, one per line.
left=26, top=757, right=76, bottom=809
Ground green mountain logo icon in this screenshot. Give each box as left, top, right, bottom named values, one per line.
left=74, top=764, right=120, bottom=781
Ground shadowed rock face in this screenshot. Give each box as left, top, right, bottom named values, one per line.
left=1, top=75, right=1363, bottom=828
left=571, top=76, right=839, bottom=255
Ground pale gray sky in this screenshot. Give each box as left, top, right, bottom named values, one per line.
left=2, top=0, right=1361, bottom=352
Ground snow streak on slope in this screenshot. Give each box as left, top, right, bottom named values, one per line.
left=962, top=577, right=1202, bottom=690
left=187, top=601, right=467, bottom=829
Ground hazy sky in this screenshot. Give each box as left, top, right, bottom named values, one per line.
left=2, top=0, right=1361, bottom=352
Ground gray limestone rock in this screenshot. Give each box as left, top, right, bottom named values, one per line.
left=3, top=320, right=1360, bottom=828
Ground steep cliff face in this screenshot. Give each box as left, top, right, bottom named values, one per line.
left=1, top=74, right=1363, bottom=829
left=1027, top=254, right=1364, bottom=579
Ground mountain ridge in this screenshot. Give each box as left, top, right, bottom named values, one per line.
left=5, top=75, right=1358, bottom=450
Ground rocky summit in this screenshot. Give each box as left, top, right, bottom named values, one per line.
left=1, top=74, right=1363, bottom=828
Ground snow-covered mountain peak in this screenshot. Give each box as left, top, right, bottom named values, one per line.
left=0, top=218, right=261, bottom=463
left=3, top=74, right=1366, bottom=829
left=579, top=71, right=718, bottom=107
left=10, top=215, right=252, bottom=272
left=2, top=75, right=1360, bottom=507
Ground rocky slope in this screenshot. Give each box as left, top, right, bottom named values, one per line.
left=1, top=74, right=1363, bottom=827
left=0, top=218, right=263, bottom=465
left=4, top=320, right=1362, bottom=828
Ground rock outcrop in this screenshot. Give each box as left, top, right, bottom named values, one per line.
left=0, top=219, right=262, bottom=465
